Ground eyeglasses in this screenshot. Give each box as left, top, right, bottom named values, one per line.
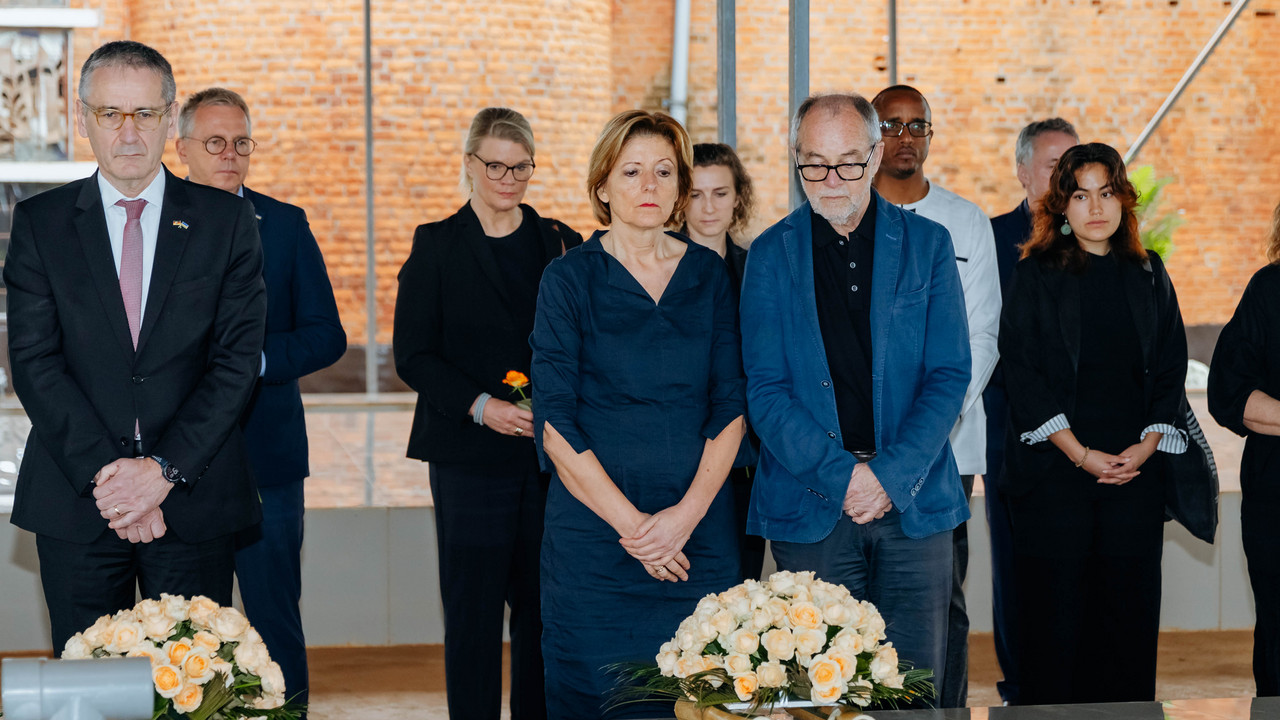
left=185, top=136, right=258, bottom=157
left=880, top=120, right=933, bottom=138
left=472, top=154, right=535, bottom=182
left=796, top=147, right=877, bottom=183
left=81, top=102, right=172, bottom=131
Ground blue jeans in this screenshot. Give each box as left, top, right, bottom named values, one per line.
left=771, top=510, right=952, bottom=707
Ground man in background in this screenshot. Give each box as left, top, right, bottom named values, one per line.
left=177, top=87, right=346, bottom=708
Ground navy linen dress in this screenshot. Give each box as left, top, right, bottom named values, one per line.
left=531, top=231, right=745, bottom=719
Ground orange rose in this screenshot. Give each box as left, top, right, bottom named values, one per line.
left=502, top=371, right=529, bottom=389
left=153, top=664, right=182, bottom=698
left=173, top=682, right=204, bottom=713
left=164, top=638, right=193, bottom=666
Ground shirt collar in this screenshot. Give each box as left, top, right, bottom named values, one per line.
left=98, top=166, right=166, bottom=211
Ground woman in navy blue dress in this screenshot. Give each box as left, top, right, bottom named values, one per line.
left=531, top=110, right=746, bottom=719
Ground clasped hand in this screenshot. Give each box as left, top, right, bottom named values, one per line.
left=92, top=458, right=172, bottom=544
left=619, top=506, right=695, bottom=583
left=481, top=398, right=534, bottom=438
left=843, top=462, right=892, bottom=524
left=1081, top=442, right=1155, bottom=486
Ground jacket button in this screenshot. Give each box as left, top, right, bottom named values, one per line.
left=821, top=380, right=831, bottom=388
left=827, top=431, right=837, bottom=439
left=131, top=375, right=144, bottom=384
left=119, top=437, right=129, bottom=446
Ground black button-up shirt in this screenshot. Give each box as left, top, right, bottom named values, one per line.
left=812, top=200, right=877, bottom=453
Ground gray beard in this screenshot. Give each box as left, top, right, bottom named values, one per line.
left=814, top=201, right=861, bottom=229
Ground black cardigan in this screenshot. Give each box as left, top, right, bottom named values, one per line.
left=393, top=202, right=583, bottom=469
left=998, top=250, right=1187, bottom=494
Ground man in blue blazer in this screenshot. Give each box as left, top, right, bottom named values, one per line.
left=740, top=93, right=971, bottom=697
left=177, top=88, right=346, bottom=709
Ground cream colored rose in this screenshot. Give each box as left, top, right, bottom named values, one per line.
left=152, top=664, right=183, bottom=698
left=789, top=584, right=813, bottom=603
left=183, top=650, right=215, bottom=685
left=732, top=671, right=759, bottom=701
left=808, top=656, right=842, bottom=687
left=173, top=682, right=204, bottom=714
left=656, top=648, right=679, bottom=676
left=756, top=660, right=788, bottom=688
left=763, top=598, right=789, bottom=626
left=748, top=608, right=773, bottom=634
left=860, top=606, right=886, bottom=642
left=832, top=628, right=865, bottom=655
left=811, top=680, right=845, bottom=704
left=676, top=624, right=705, bottom=655
left=260, top=661, right=286, bottom=695
left=163, top=638, right=194, bottom=666
left=104, top=619, right=145, bottom=654
left=127, top=644, right=164, bottom=666
left=253, top=692, right=285, bottom=710
left=138, top=606, right=177, bottom=642
left=793, top=627, right=827, bottom=660
left=192, top=630, right=221, bottom=654
left=821, top=601, right=852, bottom=627
left=233, top=638, right=271, bottom=675
left=787, top=601, right=825, bottom=630
left=62, top=634, right=93, bottom=660
left=826, top=648, right=857, bottom=682
left=210, top=658, right=235, bottom=686
left=724, top=652, right=753, bottom=675
left=701, top=655, right=726, bottom=688
left=768, top=571, right=797, bottom=595
left=187, top=596, right=220, bottom=629
left=160, top=593, right=190, bottom=621
left=674, top=653, right=705, bottom=679
left=724, top=628, right=760, bottom=656
left=748, top=587, right=770, bottom=610
left=869, top=644, right=899, bottom=683
left=842, top=600, right=868, bottom=630
left=711, top=608, right=737, bottom=636
left=82, top=615, right=112, bottom=648
left=760, top=628, right=795, bottom=662
left=211, top=607, right=250, bottom=642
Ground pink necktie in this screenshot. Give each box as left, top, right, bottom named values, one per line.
left=116, top=198, right=145, bottom=349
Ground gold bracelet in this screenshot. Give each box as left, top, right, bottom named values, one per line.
left=1075, top=447, right=1091, bottom=468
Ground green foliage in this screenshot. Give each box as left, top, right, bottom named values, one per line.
left=1129, top=165, right=1184, bottom=261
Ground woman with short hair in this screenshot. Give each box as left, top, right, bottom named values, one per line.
left=531, top=111, right=746, bottom=718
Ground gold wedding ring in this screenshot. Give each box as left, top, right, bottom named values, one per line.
left=514, top=427, right=523, bottom=435
left=112, top=506, right=121, bottom=517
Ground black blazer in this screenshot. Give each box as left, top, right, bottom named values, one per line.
left=998, top=249, right=1187, bottom=494
left=239, top=187, right=346, bottom=486
left=393, top=202, right=582, bottom=469
left=4, top=167, right=268, bottom=543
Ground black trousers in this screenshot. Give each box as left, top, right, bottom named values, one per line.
left=37, top=528, right=235, bottom=654
left=1244, top=500, right=1280, bottom=696
left=430, top=463, right=546, bottom=720
left=940, top=473, right=975, bottom=709
left=728, top=466, right=766, bottom=581
left=1009, top=464, right=1165, bottom=705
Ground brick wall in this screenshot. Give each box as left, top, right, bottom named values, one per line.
left=61, top=0, right=1280, bottom=346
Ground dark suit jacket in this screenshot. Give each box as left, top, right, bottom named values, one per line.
left=998, top=250, right=1186, bottom=495
left=239, top=187, right=346, bottom=486
left=393, top=202, right=582, bottom=470
left=4, top=167, right=268, bottom=544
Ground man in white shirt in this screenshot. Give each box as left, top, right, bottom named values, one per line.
left=872, top=85, right=1001, bottom=709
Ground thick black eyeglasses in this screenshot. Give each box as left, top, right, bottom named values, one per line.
left=472, top=154, right=535, bottom=181
left=186, top=136, right=257, bottom=157
left=82, top=103, right=172, bottom=131
left=880, top=120, right=933, bottom=137
left=796, top=160, right=871, bottom=183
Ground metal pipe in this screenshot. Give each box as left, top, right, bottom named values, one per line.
left=789, top=0, right=810, bottom=210
left=1125, top=0, right=1252, bottom=163
left=887, top=0, right=898, bottom=85
left=363, top=0, right=378, bottom=397
left=717, top=0, right=737, bottom=146
left=669, top=0, right=691, bottom=126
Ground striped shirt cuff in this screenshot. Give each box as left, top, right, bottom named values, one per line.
left=1141, top=423, right=1188, bottom=454
left=472, top=392, right=493, bottom=425
left=1020, top=413, right=1069, bottom=445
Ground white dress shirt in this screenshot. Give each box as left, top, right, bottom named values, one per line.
left=901, top=181, right=1002, bottom=475
left=98, top=170, right=167, bottom=318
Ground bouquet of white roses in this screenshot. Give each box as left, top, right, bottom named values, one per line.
left=61, top=594, right=301, bottom=719
left=612, top=571, right=933, bottom=714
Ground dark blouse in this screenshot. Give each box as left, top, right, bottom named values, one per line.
left=1209, top=263, right=1280, bottom=509
left=1074, top=252, right=1146, bottom=452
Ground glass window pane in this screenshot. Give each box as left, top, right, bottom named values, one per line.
left=0, top=29, right=70, bottom=162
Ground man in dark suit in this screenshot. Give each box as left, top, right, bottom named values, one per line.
left=984, top=117, right=1077, bottom=705
left=3, top=41, right=266, bottom=653
left=176, top=87, right=346, bottom=708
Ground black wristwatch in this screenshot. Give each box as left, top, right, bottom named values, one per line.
left=150, top=455, right=185, bottom=484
